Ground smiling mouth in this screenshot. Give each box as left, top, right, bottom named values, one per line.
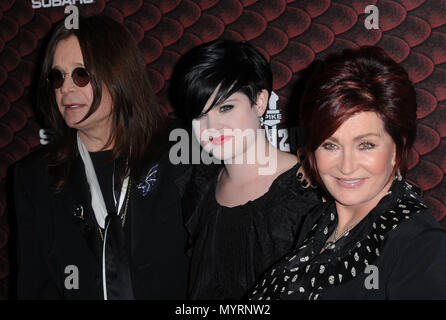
left=64, top=104, right=85, bottom=110
left=336, top=177, right=367, bottom=188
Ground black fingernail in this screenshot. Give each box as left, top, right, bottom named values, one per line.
left=297, top=172, right=303, bottom=180
left=302, top=180, right=308, bottom=187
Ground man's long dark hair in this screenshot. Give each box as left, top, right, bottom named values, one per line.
left=39, top=15, right=167, bottom=192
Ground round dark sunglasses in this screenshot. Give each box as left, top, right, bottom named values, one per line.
left=48, top=67, right=90, bottom=89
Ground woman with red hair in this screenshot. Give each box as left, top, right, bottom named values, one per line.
left=250, top=46, right=446, bottom=299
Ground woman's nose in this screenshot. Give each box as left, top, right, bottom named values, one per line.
left=205, top=112, right=223, bottom=130
left=338, top=148, right=357, bottom=175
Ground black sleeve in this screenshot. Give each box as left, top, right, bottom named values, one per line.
left=387, top=227, right=446, bottom=299
left=13, top=162, right=61, bottom=299
left=295, top=203, right=325, bottom=246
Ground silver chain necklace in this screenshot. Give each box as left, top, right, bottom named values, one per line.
left=324, top=220, right=360, bottom=250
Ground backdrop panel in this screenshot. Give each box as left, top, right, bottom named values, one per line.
left=0, top=0, right=445, bottom=299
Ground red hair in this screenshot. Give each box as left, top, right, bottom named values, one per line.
left=300, top=46, right=417, bottom=188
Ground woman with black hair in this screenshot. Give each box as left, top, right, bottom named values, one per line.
left=170, top=40, right=320, bottom=299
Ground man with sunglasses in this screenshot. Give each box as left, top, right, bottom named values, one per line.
left=13, top=15, right=190, bottom=299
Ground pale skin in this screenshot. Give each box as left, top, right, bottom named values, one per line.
left=193, top=88, right=299, bottom=207
left=52, top=35, right=114, bottom=152
left=315, top=111, right=397, bottom=241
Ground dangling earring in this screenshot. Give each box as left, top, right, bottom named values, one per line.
left=259, top=116, right=264, bottom=127
left=396, top=169, right=402, bottom=181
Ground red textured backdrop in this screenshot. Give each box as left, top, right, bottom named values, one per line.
left=0, top=0, right=445, bottom=299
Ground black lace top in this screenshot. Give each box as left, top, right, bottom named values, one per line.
left=249, top=179, right=446, bottom=300
left=182, top=163, right=321, bottom=300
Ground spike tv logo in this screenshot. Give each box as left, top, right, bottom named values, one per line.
left=265, top=91, right=290, bottom=152
left=31, top=0, right=94, bottom=9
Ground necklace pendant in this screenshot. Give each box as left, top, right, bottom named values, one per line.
left=324, top=241, right=336, bottom=250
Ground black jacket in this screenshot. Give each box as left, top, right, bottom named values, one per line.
left=13, top=149, right=190, bottom=299
left=250, top=180, right=446, bottom=300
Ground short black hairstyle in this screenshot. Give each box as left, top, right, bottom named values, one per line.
left=169, top=39, right=273, bottom=123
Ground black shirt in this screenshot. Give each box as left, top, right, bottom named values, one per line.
left=89, top=150, right=119, bottom=217
left=184, top=163, right=321, bottom=299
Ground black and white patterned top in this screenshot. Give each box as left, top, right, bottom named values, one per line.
left=249, top=179, right=446, bottom=300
